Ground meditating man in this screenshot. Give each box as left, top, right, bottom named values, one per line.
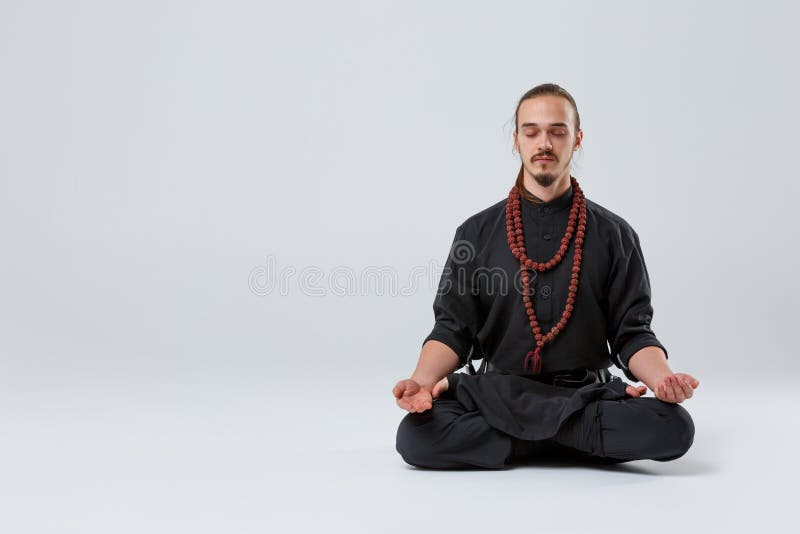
left=393, top=83, right=699, bottom=469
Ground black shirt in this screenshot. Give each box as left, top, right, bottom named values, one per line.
left=422, top=182, right=668, bottom=382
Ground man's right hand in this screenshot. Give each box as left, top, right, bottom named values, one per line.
left=393, top=377, right=449, bottom=413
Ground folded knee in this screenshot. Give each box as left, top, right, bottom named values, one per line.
left=395, top=412, right=438, bottom=468
left=600, top=398, right=696, bottom=462
left=653, top=403, right=695, bottom=461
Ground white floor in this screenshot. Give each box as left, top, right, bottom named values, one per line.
left=0, top=375, right=794, bottom=533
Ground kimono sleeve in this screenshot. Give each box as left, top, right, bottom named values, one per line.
left=605, top=225, right=669, bottom=382
left=422, top=222, right=484, bottom=367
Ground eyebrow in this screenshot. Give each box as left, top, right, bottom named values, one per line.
left=519, top=122, right=570, bottom=128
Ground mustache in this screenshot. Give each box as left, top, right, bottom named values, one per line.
left=532, top=153, right=557, bottom=161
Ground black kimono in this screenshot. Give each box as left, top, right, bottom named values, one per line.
left=396, top=182, right=695, bottom=469
left=423, top=182, right=667, bottom=380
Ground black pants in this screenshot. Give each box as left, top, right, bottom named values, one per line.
left=395, top=395, right=695, bottom=469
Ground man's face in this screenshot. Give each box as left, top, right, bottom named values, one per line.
left=513, top=95, right=583, bottom=188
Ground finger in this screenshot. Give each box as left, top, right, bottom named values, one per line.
left=674, top=376, right=689, bottom=401
left=669, top=376, right=686, bottom=403
left=678, top=377, right=693, bottom=399
left=393, top=381, right=413, bottom=399
left=679, top=373, right=700, bottom=389
left=435, top=377, right=449, bottom=398
left=656, top=383, right=667, bottom=402
left=662, top=379, right=676, bottom=403
left=625, top=386, right=640, bottom=397
left=667, top=376, right=680, bottom=402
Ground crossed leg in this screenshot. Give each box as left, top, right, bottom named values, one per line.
left=554, top=396, right=696, bottom=462
left=396, top=395, right=695, bottom=469
left=395, top=398, right=515, bottom=469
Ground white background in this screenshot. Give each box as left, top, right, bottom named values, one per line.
left=1, top=1, right=797, bottom=532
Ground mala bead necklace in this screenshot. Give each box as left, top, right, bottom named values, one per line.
left=505, top=176, right=587, bottom=375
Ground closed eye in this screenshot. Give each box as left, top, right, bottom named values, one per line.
left=525, top=131, right=566, bottom=137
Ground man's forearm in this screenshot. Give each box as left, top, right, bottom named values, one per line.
left=628, top=345, right=672, bottom=390
left=410, top=340, right=461, bottom=390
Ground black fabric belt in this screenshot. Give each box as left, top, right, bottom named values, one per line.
left=474, top=359, right=612, bottom=388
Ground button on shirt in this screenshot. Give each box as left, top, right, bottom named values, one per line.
left=423, top=183, right=668, bottom=381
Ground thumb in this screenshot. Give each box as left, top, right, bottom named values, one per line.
left=394, top=379, right=419, bottom=399
left=625, top=385, right=642, bottom=397
left=431, top=377, right=449, bottom=399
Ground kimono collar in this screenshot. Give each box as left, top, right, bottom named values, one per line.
left=520, top=182, right=574, bottom=214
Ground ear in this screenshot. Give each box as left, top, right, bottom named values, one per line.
left=513, top=131, right=519, bottom=153
left=573, top=129, right=583, bottom=151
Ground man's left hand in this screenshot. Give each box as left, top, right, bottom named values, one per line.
left=624, top=372, right=700, bottom=403
left=652, top=373, right=699, bottom=403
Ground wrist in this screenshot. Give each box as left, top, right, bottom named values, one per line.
left=628, top=346, right=672, bottom=388
left=642, top=372, right=670, bottom=392
left=411, top=371, right=448, bottom=390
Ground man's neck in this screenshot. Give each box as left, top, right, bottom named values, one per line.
left=522, top=173, right=572, bottom=203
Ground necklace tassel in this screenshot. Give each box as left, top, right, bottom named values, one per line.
left=524, top=347, right=543, bottom=375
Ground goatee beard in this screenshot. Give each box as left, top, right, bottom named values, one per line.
left=533, top=172, right=558, bottom=188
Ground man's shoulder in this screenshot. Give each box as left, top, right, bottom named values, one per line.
left=464, top=198, right=507, bottom=224
left=585, top=197, right=641, bottom=245
left=585, top=197, right=629, bottom=226
left=457, top=198, right=507, bottom=236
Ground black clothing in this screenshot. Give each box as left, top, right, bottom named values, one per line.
left=422, top=183, right=668, bottom=381
left=396, top=387, right=695, bottom=469
left=440, top=371, right=627, bottom=441
left=396, top=180, right=693, bottom=469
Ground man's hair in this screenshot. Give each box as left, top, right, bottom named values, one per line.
left=513, top=83, right=581, bottom=132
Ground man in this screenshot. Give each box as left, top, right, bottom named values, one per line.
left=393, top=83, right=699, bottom=469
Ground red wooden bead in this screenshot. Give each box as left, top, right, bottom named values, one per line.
left=506, top=176, right=587, bottom=375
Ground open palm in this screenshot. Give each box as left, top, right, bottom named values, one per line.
left=393, top=378, right=450, bottom=413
